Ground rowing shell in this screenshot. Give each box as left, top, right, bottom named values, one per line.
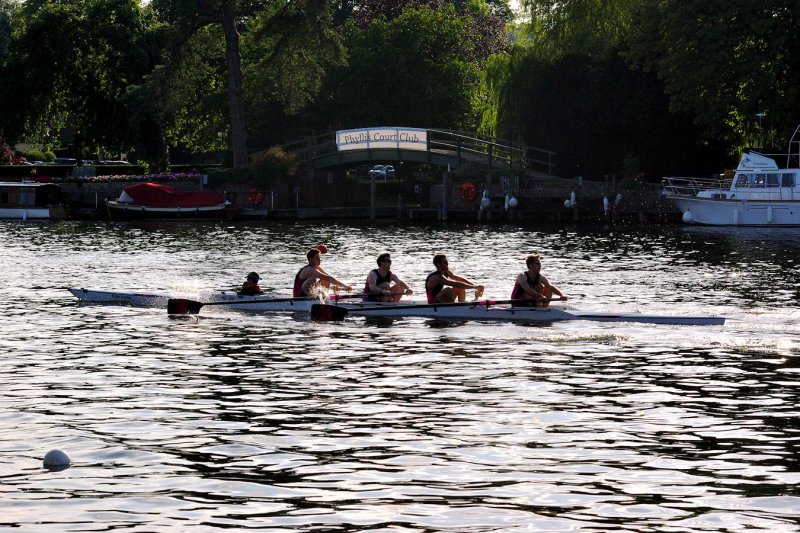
left=68, top=288, right=725, bottom=325
left=68, top=287, right=171, bottom=307
left=338, top=301, right=725, bottom=326
left=68, top=287, right=322, bottom=311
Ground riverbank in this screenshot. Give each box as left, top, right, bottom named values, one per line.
left=60, top=177, right=680, bottom=225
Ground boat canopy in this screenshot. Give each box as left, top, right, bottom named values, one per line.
left=737, top=152, right=780, bottom=171
left=117, top=183, right=225, bottom=208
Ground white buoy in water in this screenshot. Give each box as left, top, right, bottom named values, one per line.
left=508, top=196, right=518, bottom=208
left=682, top=210, right=694, bottom=224
left=504, top=193, right=510, bottom=210
left=43, top=449, right=71, bottom=471
left=603, top=196, right=609, bottom=214
left=570, top=190, right=576, bottom=205
left=615, top=193, right=623, bottom=207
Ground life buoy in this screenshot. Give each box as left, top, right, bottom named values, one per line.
left=458, top=182, right=478, bottom=202
left=249, top=187, right=265, bottom=206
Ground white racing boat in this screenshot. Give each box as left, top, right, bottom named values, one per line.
left=68, top=287, right=342, bottom=313
left=313, top=300, right=725, bottom=326
left=69, top=287, right=173, bottom=307
left=68, top=288, right=725, bottom=326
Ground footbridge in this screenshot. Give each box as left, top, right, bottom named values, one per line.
left=277, top=127, right=556, bottom=176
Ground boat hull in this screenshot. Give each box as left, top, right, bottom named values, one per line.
left=0, top=206, right=68, bottom=220
left=105, top=201, right=238, bottom=221
left=68, top=288, right=725, bottom=326
left=671, top=197, right=800, bottom=226
left=68, top=287, right=320, bottom=311
left=340, top=301, right=725, bottom=325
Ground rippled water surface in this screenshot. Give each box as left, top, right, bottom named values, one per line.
left=2, top=220, right=800, bottom=531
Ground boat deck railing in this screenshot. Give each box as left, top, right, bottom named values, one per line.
left=661, top=176, right=731, bottom=196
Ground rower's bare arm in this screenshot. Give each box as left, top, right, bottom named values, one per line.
left=392, top=274, right=413, bottom=295
left=443, top=271, right=477, bottom=288
left=320, top=272, right=352, bottom=291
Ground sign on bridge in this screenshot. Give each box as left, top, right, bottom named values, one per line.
left=336, top=127, right=427, bottom=152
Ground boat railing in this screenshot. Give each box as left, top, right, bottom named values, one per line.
left=661, top=176, right=731, bottom=196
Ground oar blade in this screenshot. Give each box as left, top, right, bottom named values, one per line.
left=311, top=304, right=348, bottom=321
left=167, top=298, right=204, bottom=315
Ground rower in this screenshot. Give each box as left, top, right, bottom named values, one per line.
left=363, top=252, right=413, bottom=302
left=425, top=253, right=484, bottom=303
left=511, top=254, right=566, bottom=307
left=239, top=271, right=264, bottom=296
left=293, top=247, right=353, bottom=297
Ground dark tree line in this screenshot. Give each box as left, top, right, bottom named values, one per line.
left=1, top=0, right=797, bottom=178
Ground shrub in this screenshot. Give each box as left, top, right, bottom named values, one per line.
left=248, top=146, right=298, bottom=187
left=0, top=143, right=15, bottom=165
left=15, top=149, right=50, bottom=162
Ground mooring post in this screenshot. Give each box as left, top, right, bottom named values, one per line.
left=441, top=168, right=450, bottom=221
left=370, top=172, right=376, bottom=221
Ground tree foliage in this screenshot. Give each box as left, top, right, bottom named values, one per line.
left=625, top=0, right=800, bottom=147
left=316, top=5, right=497, bottom=131
left=1, top=0, right=158, bottom=157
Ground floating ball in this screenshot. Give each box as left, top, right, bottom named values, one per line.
left=564, top=199, right=572, bottom=208
left=480, top=197, right=491, bottom=209
left=43, top=449, right=71, bottom=471
left=508, top=196, right=518, bottom=208
left=682, top=210, right=694, bottom=224
left=316, top=244, right=328, bottom=254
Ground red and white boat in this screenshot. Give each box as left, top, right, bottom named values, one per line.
left=105, top=182, right=238, bottom=220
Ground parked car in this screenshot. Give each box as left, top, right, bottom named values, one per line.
left=368, top=164, right=396, bottom=180
left=52, top=157, right=77, bottom=165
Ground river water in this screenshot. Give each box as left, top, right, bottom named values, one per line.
left=1, top=220, right=799, bottom=532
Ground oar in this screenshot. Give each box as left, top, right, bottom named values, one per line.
left=168, top=293, right=367, bottom=315
left=310, top=297, right=565, bottom=321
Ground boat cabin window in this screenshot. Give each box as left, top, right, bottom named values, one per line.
left=735, top=174, right=751, bottom=187
left=0, top=189, right=8, bottom=204
left=766, top=174, right=779, bottom=187
left=19, top=188, right=36, bottom=205
left=782, top=173, right=796, bottom=187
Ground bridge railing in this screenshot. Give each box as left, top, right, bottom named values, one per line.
left=281, top=132, right=338, bottom=162
left=426, top=129, right=556, bottom=175
left=274, top=129, right=556, bottom=175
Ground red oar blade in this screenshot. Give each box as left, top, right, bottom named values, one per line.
left=167, top=298, right=204, bottom=315
left=311, top=304, right=348, bottom=321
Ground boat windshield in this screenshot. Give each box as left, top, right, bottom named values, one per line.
left=735, top=173, right=780, bottom=188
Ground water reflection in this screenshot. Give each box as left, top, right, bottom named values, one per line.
left=2, top=220, right=800, bottom=530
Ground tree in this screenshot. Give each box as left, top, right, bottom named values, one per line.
left=316, top=4, right=502, bottom=131
left=150, top=0, right=252, bottom=166
left=150, top=0, right=343, bottom=166
left=1, top=0, right=158, bottom=156
left=625, top=0, right=800, bottom=148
